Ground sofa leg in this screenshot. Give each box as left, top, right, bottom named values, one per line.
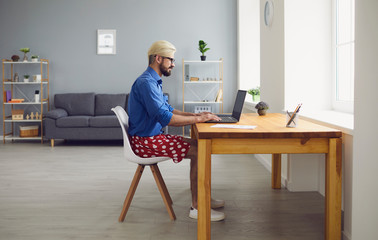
left=51, top=139, right=54, bottom=147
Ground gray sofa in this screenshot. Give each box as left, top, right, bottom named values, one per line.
left=44, top=92, right=127, bottom=146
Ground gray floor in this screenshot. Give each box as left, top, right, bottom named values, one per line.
left=0, top=140, right=325, bottom=240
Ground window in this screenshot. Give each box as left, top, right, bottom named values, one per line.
left=333, top=0, right=355, bottom=113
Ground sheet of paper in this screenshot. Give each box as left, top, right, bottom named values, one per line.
left=210, top=124, right=257, bottom=130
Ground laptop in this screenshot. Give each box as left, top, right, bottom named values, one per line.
left=206, top=90, right=247, bottom=123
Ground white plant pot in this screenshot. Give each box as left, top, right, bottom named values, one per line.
left=31, top=58, right=38, bottom=62
left=24, top=78, right=29, bottom=83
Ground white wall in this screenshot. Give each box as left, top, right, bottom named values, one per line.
left=284, top=0, right=332, bottom=112
left=260, top=0, right=285, bottom=113
left=352, top=1, right=378, bottom=239
left=237, top=0, right=260, bottom=92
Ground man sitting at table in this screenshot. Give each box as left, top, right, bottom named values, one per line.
left=127, top=40, right=225, bottom=221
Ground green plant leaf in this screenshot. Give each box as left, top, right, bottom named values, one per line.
left=19, top=48, right=30, bottom=53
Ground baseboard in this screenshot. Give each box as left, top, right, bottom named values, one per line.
left=342, top=230, right=351, bottom=240
left=255, top=154, right=287, bottom=188
left=255, top=154, right=270, bottom=170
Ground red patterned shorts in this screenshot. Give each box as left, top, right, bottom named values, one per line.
left=130, top=134, right=191, bottom=163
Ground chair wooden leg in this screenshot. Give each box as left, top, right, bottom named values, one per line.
left=119, top=164, right=145, bottom=222
left=151, top=164, right=173, bottom=205
left=150, top=164, right=176, bottom=220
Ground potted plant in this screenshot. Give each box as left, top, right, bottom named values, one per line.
left=255, top=101, right=269, bottom=116
left=31, top=55, right=39, bottom=62
left=24, top=74, right=30, bottom=82
left=11, top=55, right=20, bottom=62
left=198, top=40, right=210, bottom=61
left=247, top=86, right=260, bottom=102
left=20, top=48, right=30, bottom=62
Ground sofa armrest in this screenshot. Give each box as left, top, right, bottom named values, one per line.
left=45, top=108, right=68, bottom=119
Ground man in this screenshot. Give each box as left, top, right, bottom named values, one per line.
left=127, top=40, right=225, bottom=221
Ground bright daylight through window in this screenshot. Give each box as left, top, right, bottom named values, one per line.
left=334, top=0, right=355, bottom=112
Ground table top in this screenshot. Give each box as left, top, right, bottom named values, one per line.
left=194, top=113, right=342, bottom=139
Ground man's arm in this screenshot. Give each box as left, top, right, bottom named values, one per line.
left=168, top=111, right=221, bottom=127
left=172, top=109, right=200, bottom=117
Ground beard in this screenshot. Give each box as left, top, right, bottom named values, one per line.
left=159, top=63, right=173, bottom=77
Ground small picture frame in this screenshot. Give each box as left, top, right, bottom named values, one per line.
left=97, top=29, right=116, bottom=55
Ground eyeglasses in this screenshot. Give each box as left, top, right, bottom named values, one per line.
left=162, top=56, right=175, bottom=64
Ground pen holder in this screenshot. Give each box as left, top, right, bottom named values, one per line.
left=286, top=112, right=298, bottom=128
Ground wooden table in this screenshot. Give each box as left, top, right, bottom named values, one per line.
left=192, top=113, right=342, bottom=240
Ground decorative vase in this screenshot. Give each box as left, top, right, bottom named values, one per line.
left=252, top=94, right=260, bottom=102
left=23, top=53, right=28, bottom=62
left=200, top=55, right=206, bottom=61
left=257, top=109, right=267, bottom=116
left=14, top=73, right=19, bottom=82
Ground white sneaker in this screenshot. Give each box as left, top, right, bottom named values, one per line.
left=189, top=207, right=225, bottom=221
left=211, top=198, right=225, bottom=209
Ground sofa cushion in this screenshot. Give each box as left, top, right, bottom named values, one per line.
left=95, top=94, right=127, bottom=116
left=89, top=116, right=120, bottom=128
left=55, top=93, right=95, bottom=116
left=45, top=108, right=68, bottom=119
left=56, top=116, right=90, bottom=128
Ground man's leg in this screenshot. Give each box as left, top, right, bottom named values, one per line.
left=183, top=138, right=198, bottom=208
left=183, top=137, right=225, bottom=221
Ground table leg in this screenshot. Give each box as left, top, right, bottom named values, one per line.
left=325, top=138, right=342, bottom=240
left=197, top=139, right=212, bottom=240
left=272, top=154, right=281, bottom=189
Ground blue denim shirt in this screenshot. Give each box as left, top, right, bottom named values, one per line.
left=127, top=67, right=174, bottom=137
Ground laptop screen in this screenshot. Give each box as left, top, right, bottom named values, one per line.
left=231, top=90, right=247, bottom=120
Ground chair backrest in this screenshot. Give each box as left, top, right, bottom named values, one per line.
left=111, top=106, right=143, bottom=163
left=111, top=106, right=171, bottom=164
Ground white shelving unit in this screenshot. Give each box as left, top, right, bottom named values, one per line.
left=2, top=59, right=50, bottom=143
left=182, top=58, right=223, bottom=136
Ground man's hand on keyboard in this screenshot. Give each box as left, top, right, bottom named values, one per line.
left=198, top=113, right=221, bottom=122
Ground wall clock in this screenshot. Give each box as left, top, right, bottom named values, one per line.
left=264, top=0, right=274, bottom=27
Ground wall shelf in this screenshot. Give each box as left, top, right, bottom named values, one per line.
left=4, top=102, right=48, bottom=105
left=182, top=58, right=223, bottom=135
left=2, top=59, right=50, bottom=143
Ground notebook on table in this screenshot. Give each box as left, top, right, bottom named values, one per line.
left=206, top=90, right=246, bottom=123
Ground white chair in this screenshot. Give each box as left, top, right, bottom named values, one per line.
left=111, top=106, right=176, bottom=221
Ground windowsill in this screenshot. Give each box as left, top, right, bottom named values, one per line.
left=244, top=100, right=258, bottom=111
left=298, top=110, right=354, bottom=135
left=244, top=100, right=354, bottom=135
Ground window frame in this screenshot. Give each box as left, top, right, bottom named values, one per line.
left=332, top=0, right=355, bottom=113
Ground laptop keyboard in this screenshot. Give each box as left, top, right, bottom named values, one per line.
left=219, top=116, right=236, bottom=123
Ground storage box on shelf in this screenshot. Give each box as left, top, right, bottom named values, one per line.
left=19, top=125, right=39, bottom=137
left=2, top=59, right=50, bottom=143
left=181, top=58, right=223, bottom=136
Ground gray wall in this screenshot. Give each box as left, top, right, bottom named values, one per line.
left=352, top=0, right=378, bottom=239
left=0, top=0, right=237, bottom=135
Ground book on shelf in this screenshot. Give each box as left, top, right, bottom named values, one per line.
left=215, top=89, right=223, bottom=102
left=3, top=91, right=12, bottom=102
left=8, top=98, right=25, bottom=103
